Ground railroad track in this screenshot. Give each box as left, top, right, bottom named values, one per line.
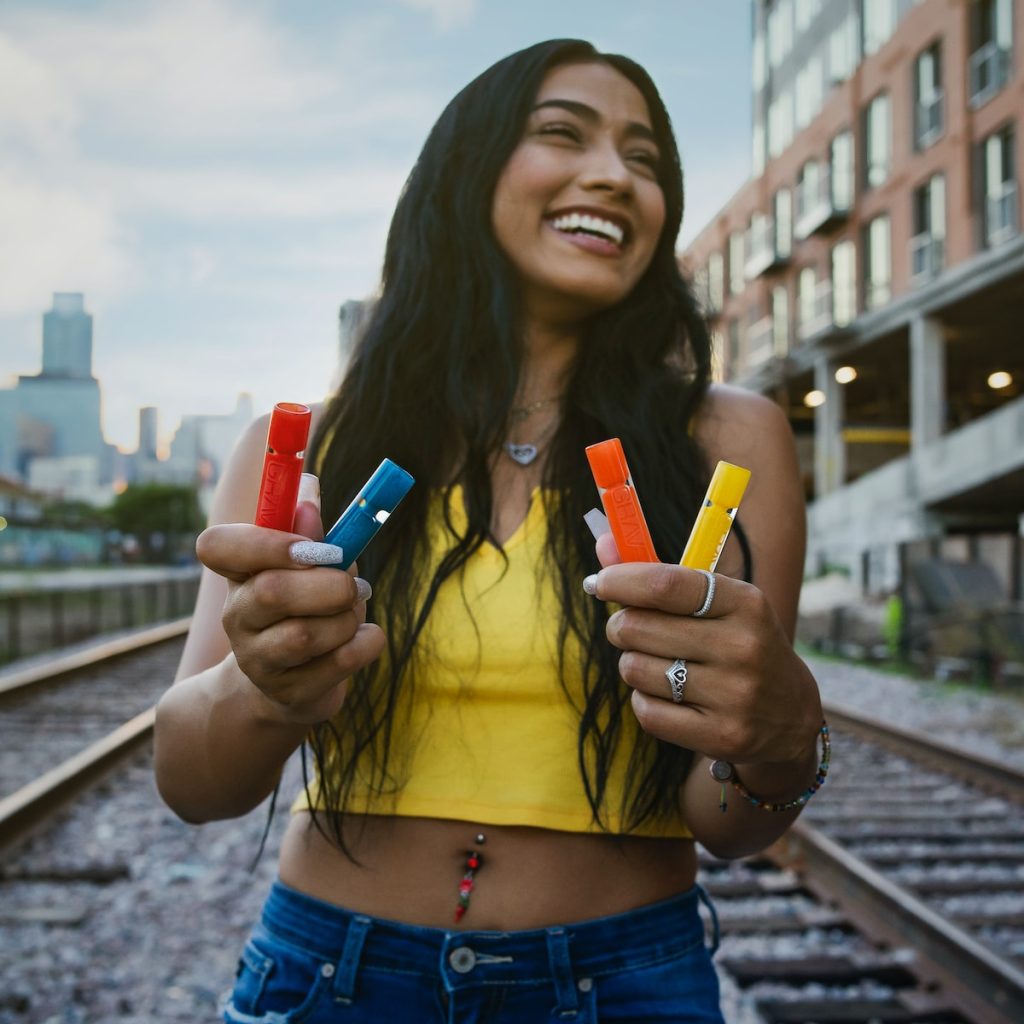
left=1, top=633, right=1022, bottom=1022
left=0, top=620, right=188, bottom=852
left=710, top=703, right=1024, bottom=1023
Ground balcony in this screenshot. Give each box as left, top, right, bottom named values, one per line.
left=744, top=217, right=789, bottom=279
left=909, top=233, right=944, bottom=284
left=865, top=279, right=892, bottom=312
left=986, top=181, right=1019, bottom=247
left=794, top=171, right=852, bottom=240
left=745, top=317, right=774, bottom=367
left=798, top=281, right=835, bottom=341
left=913, top=91, right=944, bottom=150
left=969, top=42, right=1011, bottom=107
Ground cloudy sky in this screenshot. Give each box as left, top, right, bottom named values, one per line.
left=0, top=0, right=751, bottom=453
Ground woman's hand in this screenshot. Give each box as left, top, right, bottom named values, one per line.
left=195, top=475, right=386, bottom=726
left=588, top=533, right=822, bottom=769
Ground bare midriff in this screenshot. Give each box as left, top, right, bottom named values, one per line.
left=278, top=812, right=698, bottom=930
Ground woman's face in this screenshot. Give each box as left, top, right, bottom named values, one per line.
left=492, top=61, right=667, bottom=324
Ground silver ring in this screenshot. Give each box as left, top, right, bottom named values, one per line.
left=665, top=659, right=687, bottom=703
left=692, top=569, right=716, bottom=618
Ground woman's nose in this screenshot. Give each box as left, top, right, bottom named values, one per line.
left=577, top=142, right=634, bottom=196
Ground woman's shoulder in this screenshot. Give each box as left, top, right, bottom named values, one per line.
left=692, top=382, right=795, bottom=470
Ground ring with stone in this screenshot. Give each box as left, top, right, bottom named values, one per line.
left=665, top=659, right=688, bottom=703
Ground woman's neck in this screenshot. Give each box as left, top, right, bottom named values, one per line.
left=516, top=320, right=580, bottom=405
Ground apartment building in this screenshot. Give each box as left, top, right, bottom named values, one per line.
left=683, top=0, right=1024, bottom=581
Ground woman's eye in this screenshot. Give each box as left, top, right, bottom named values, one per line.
left=629, top=151, right=660, bottom=171
left=538, top=123, right=580, bottom=141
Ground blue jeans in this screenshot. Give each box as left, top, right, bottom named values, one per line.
left=222, top=878, right=723, bottom=1023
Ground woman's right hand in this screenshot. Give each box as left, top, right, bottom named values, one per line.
left=195, top=476, right=386, bottom=726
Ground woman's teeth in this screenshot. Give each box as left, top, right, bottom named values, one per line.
left=550, top=212, right=624, bottom=246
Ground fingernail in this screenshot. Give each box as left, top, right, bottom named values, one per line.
left=297, top=473, right=320, bottom=505
left=354, top=577, right=372, bottom=602
left=289, top=540, right=344, bottom=565
left=583, top=508, right=611, bottom=540
left=582, top=573, right=599, bottom=597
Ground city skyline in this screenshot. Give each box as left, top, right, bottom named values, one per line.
left=0, top=0, right=752, bottom=452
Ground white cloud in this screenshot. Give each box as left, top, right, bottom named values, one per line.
left=0, top=31, right=77, bottom=156
left=395, top=0, right=477, bottom=30
left=92, top=162, right=408, bottom=223
left=0, top=168, right=135, bottom=316
left=3, top=0, right=337, bottom=145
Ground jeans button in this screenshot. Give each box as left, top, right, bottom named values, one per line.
left=449, top=946, right=477, bottom=974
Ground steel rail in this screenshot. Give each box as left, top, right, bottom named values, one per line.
left=0, top=617, right=191, bottom=699
left=776, top=819, right=1024, bottom=1024
left=823, top=697, right=1024, bottom=796
left=0, top=707, right=155, bottom=854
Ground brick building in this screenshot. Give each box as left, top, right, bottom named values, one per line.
left=682, top=0, right=1023, bottom=581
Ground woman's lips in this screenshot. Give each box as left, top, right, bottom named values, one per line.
left=545, top=220, right=624, bottom=258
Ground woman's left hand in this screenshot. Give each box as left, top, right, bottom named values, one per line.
left=588, top=534, right=822, bottom=769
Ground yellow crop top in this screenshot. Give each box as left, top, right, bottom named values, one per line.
left=291, top=485, right=692, bottom=838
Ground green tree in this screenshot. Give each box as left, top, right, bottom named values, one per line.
left=108, top=484, right=203, bottom=562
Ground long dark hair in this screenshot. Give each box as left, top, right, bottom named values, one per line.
left=305, top=39, right=717, bottom=855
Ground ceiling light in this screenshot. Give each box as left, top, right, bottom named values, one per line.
left=835, top=365, right=857, bottom=384
left=803, top=389, right=826, bottom=408
left=987, top=371, right=1012, bottom=390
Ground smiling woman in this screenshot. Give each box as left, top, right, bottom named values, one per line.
left=154, top=37, right=820, bottom=1024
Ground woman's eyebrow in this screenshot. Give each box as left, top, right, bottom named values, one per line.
left=531, top=98, right=657, bottom=145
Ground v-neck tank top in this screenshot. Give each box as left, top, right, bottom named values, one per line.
left=291, top=485, right=692, bottom=838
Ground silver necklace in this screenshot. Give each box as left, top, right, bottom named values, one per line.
left=502, top=416, right=559, bottom=466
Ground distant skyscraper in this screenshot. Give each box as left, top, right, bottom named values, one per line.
left=42, top=293, right=93, bottom=379
left=0, top=292, right=114, bottom=491
left=138, top=407, right=159, bottom=460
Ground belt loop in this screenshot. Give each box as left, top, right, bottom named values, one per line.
left=545, top=927, right=580, bottom=1017
left=696, top=884, right=720, bottom=956
left=332, top=914, right=372, bottom=1002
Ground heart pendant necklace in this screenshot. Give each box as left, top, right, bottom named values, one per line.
left=502, top=415, right=559, bottom=467
left=503, top=442, right=539, bottom=465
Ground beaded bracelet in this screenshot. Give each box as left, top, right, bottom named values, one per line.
left=709, top=719, right=830, bottom=813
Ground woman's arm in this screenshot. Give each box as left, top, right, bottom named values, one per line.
left=592, top=386, right=823, bottom=858
left=153, top=411, right=385, bottom=823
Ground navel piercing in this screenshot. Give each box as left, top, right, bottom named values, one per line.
left=454, top=832, right=486, bottom=923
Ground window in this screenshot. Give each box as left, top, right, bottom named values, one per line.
left=863, top=0, right=897, bottom=56
left=982, top=125, right=1017, bottom=246
left=914, top=43, right=943, bottom=149
left=729, top=232, right=745, bottom=294
left=772, top=285, right=790, bottom=355
left=863, top=215, right=891, bottom=309
left=798, top=266, right=817, bottom=329
left=797, top=160, right=822, bottom=220
left=831, top=239, right=857, bottom=325
left=795, top=56, right=824, bottom=131
left=727, top=319, right=742, bottom=372
left=753, top=30, right=768, bottom=90
left=831, top=130, right=855, bottom=210
left=768, top=88, right=794, bottom=157
left=970, top=0, right=1013, bottom=104
left=795, top=0, right=821, bottom=33
left=911, top=175, right=945, bottom=280
left=753, top=120, right=766, bottom=176
left=828, top=15, right=859, bottom=84
left=768, top=0, right=794, bottom=69
left=749, top=211, right=769, bottom=264
left=774, top=189, right=792, bottom=257
left=864, top=92, right=891, bottom=189
left=708, top=252, right=724, bottom=311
